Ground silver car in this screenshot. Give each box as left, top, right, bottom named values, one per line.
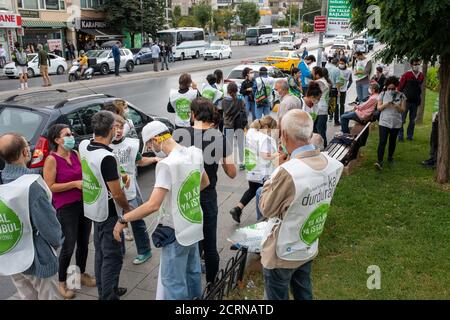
left=87, top=49, right=135, bottom=75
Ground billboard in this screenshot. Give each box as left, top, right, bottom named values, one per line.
left=326, top=0, right=352, bottom=36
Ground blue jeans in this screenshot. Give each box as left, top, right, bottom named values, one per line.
left=256, top=187, right=263, bottom=221
left=244, top=95, right=255, bottom=121
left=263, top=260, right=313, bottom=300
left=254, top=102, right=271, bottom=120
left=314, top=115, right=328, bottom=148
left=340, top=111, right=362, bottom=134
left=399, top=101, right=419, bottom=140
left=160, top=239, right=202, bottom=299
left=200, top=190, right=219, bottom=283
left=356, top=81, right=369, bottom=102
left=121, top=196, right=152, bottom=256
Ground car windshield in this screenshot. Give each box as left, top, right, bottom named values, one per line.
left=281, top=36, right=292, bottom=42
left=26, top=54, right=37, bottom=62
left=269, top=51, right=289, bottom=58
left=246, top=29, right=257, bottom=37
left=228, top=69, right=260, bottom=80
left=208, top=45, right=221, bottom=50
left=0, top=107, right=43, bottom=142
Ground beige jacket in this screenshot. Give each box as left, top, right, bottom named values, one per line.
left=259, top=148, right=328, bottom=269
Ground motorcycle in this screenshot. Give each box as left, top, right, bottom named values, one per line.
left=68, top=61, right=94, bottom=82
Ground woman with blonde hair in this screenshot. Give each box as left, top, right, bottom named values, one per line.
left=229, top=116, right=279, bottom=223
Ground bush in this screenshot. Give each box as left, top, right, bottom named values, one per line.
left=230, top=34, right=245, bottom=41
left=427, top=67, right=440, bottom=91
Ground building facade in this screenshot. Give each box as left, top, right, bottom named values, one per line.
left=0, top=0, right=21, bottom=62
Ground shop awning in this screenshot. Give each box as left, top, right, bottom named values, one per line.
left=80, top=29, right=124, bottom=40
left=22, top=20, right=67, bottom=28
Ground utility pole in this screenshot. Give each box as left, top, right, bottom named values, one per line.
left=317, top=0, right=327, bottom=65
left=289, top=3, right=292, bottom=29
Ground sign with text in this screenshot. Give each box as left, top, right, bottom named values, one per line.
left=80, top=20, right=107, bottom=29
left=0, top=13, right=22, bottom=28
left=47, top=39, right=62, bottom=52
left=314, top=15, right=327, bottom=33
left=327, top=0, right=352, bottom=36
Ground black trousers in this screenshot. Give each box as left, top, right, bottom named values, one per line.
left=430, top=119, right=438, bottom=161
left=377, top=126, right=400, bottom=163
left=335, top=91, right=346, bottom=124
left=240, top=181, right=264, bottom=207
left=199, top=190, right=219, bottom=284
left=57, top=201, right=92, bottom=282
left=94, top=215, right=123, bottom=300
left=114, top=59, right=120, bottom=76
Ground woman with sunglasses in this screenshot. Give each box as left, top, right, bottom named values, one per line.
left=43, top=124, right=96, bottom=299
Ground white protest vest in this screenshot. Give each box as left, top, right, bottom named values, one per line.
left=79, top=140, right=121, bottom=222
left=169, top=88, right=198, bottom=127
left=301, top=98, right=319, bottom=121
left=201, top=83, right=223, bottom=105
left=355, top=58, right=369, bottom=81
left=156, top=146, right=204, bottom=246
left=262, top=153, right=343, bottom=262
left=110, top=138, right=139, bottom=201
left=0, top=174, right=51, bottom=276
left=244, top=128, right=276, bottom=183
left=255, top=76, right=275, bottom=103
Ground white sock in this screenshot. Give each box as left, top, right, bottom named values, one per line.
left=24, top=82, right=28, bottom=88
left=20, top=83, right=24, bottom=90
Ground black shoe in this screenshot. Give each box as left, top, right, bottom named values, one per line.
left=334, top=121, right=341, bottom=126
left=407, top=137, right=413, bottom=141
left=229, top=207, right=242, bottom=223
left=374, top=162, right=383, bottom=170
left=422, top=159, right=436, bottom=168
left=116, top=287, right=127, bottom=297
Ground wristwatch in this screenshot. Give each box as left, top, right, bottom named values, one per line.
left=118, top=216, right=127, bottom=225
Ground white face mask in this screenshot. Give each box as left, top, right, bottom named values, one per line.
left=150, top=141, right=167, bottom=158
left=339, top=64, right=345, bottom=69
left=412, top=65, right=420, bottom=72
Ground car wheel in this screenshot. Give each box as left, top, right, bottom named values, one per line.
left=100, top=64, right=109, bottom=75
left=219, top=54, right=222, bottom=60
left=68, top=74, right=75, bottom=82
left=8, top=76, right=15, bottom=79
left=136, top=58, right=141, bottom=65
left=56, top=65, right=65, bottom=75
left=195, top=51, right=200, bottom=59
left=229, top=52, right=232, bottom=59
left=126, top=61, right=134, bottom=72
left=204, top=57, right=207, bottom=61
left=27, top=68, right=35, bottom=78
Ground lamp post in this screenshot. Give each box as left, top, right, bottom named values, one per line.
left=300, top=9, right=321, bottom=33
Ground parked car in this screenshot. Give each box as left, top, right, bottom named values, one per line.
left=265, top=50, right=301, bottom=72
left=366, top=36, right=376, bottom=50
left=133, top=47, right=153, bottom=65
left=353, top=38, right=369, bottom=53
left=279, top=35, right=295, bottom=50
left=86, top=49, right=135, bottom=75
left=3, top=53, right=67, bottom=79
left=225, top=63, right=286, bottom=86
left=0, top=90, right=174, bottom=172
left=203, top=44, right=232, bottom=60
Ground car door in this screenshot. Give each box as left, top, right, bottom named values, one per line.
left=77, top=103, right=104, bottom=141
left=120, top=49, right=127, bottom=68
left=142, top=48, right=152, bottom=63
left=107, top=51, right=114, bottom=69
left=48, top=54, right=58, bottom=74
left=29, top=55, right=39, bottom=75
left=63, top=110, right=85, bottom=148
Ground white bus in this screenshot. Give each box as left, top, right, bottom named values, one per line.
left=272, top=28, right=290, bottom=43
left=245, top=25, right=273, bottom=45
left=157, top=27, right=206, bottom=60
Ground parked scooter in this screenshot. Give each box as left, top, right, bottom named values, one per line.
left=68, top=61, right=94, bottom=82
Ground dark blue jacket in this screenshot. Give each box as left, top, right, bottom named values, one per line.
left=112, top=45, right=120, bottom=61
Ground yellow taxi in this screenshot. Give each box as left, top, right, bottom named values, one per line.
left=265, top=50, right=301, bottom=72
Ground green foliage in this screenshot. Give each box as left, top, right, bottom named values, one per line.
left=236, top=2, right=260, bottom=27
left=276, top=19, right=289, bottom=27
left=171, top=5, right=182, bottom=28
left=178, top=15, right=199, bottom=28
left=300, top=0, right=321, bottom=24
left=427, top=67, right=440, bottom=92
left=192, top=1, right=212, bottom=30
left=285, top=4, right=300, bottom=26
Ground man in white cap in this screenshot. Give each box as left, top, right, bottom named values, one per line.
left=113, top=121, right=210, bottom=300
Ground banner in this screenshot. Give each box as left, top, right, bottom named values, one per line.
left=47, top=39, right=62, bottom=52
left=326, top=0, right=352, bottom=36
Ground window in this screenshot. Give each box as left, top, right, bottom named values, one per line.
left=45, top=0, right=58, bottom=10
left=0, top=108, right=43, bottom=142
left=269, top=68, right=284, bottom=79
left=81, top=0, right=104, bottom=9
left=194, top=31, right=204, bottom=41
left=65, top=112, right=84, bottom=136
left=127, top=107, right=143, bottom=127
left=20, top=0, right=65, bottom=10
left=78, top=104, right=102, bottom=135
left=19, top=0, right=39, bottom=9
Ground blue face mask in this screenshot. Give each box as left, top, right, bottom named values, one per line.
left=63, top=136, right=75, bottom=150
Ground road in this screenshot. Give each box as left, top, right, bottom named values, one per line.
left=0, top=35, right=324, bottom=92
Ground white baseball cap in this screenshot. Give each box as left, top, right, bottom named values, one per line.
left=141, top=121, right=169, bottom=145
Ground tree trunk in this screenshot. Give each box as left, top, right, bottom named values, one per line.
left=130, top=33, right=135, bottom=48
left=436, top=53, right=450, bottom=184
left=416, top=61, right=428, bottom=125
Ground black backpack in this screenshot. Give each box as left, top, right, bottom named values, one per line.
left=233, top=97, right=248, bottom=129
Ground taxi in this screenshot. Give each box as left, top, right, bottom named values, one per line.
left=265, top=50, right=301, bottom=72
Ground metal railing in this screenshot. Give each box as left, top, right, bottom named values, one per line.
left=197, top=247, right=248, bottom=300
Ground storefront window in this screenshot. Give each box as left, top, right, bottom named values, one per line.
left=18, top=0, right=39, bottom=10
left=19, top=0, right=64, bottom=10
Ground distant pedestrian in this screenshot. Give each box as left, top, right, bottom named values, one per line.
left=43, top=124, right=96, bottom=299
left=354, top=50, right=373, bottom=103
left=335, top=58, right=353, bottom=126
left=312, top=66, right=331, bottom=148
left=371, top=66, right=386, bottom=91
left=167, top=73, right=200, bottom=128
left=398, top=58, right=425, bottom=141
left=69, top=42, right=76, bottom=60
left=0, top=133, right=62, bottom=300
left=112, top=43, right=121, bottom=77
left=160, top=42, right=169, bottom=71
left=12, top=42, right=28, bottom=90
left=37, top=44, right=52, bottom=87
left=240, top=67, right=256, bottom=121
left=168, top=44, right=174, bottom=63
left=151, top=42, right=160, bottom=72
left=375, top=76, right=406, bottom=170
left=301, top=47, right=308, bottom=59
left=253, top=67, right=275, bottom=120
left=0, top=43, right=6, bottom=67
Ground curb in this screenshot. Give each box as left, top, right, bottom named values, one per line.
left=0, top=40, right=336, bottom=100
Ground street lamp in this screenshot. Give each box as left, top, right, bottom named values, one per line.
left=301, top=9, right=321, bottom=33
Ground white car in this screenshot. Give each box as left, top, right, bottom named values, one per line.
left=87, top=49, right=135, bottom=75
left=279, top=35, right=295, bottom=50
left=203, top=44, right=232, bottom=60
left=225, top=63, right=286, bottom=87
left=4, top=53, right=67, bottom=79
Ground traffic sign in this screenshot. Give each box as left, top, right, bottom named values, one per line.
left=314, top=15, right=327, bottom=33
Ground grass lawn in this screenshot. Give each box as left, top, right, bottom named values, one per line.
left=229, top=89, right=450, bottom=300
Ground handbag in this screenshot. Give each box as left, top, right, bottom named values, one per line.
left=255, top=78, right=268, bottom=106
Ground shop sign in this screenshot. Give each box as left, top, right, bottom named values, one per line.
left=0, top=13, right=22, bottom=28
left=80, top=20, right=107, bottom=29
left=18, top=10, right=40, bottom=19
left=47, top=39, right=62, bottom=52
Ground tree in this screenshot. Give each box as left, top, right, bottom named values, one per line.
left=286, top=4, right=299, bottom=27
left=213, top=10, right=224, bottom=32
left=144, top=0, right=165, bottom=39
left=179, top=15, right=199, bottom=28
left=171, top=5, right=182, bottom=28
left=349, top=0, right=450, bottom=183
left=237, top=2, right=260, bottom=29
left=300, top=0, right=321, bottom=24
left=222, top=8, right=235, bottom=33
left=193, top=1, right=212, bottom=31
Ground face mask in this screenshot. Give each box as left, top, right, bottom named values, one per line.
left=63, top=136, right=75, bottom=150
left=122, top=124, right=130, bottom=137
left=339, top=64, right=345, bottom=69
left=412, top=66, right=419, bottom=72
left=150, top=141, right=167, bottom=158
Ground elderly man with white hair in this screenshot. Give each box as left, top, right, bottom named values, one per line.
left=274, top=79, right=303, bottom=119
left=258, top=109, right=344, bottom=300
